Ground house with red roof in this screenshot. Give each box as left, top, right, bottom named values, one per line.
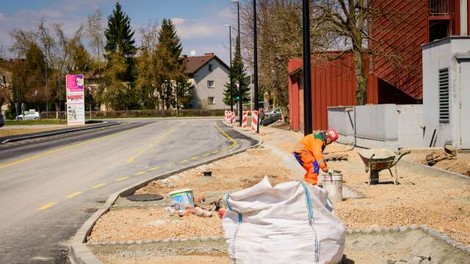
left=184, top=53, right=230, bottom=110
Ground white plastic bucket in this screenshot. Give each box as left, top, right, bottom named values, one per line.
left=322, top=173, right=343, bottom=202
left=169, top=188, right=194, bottom=207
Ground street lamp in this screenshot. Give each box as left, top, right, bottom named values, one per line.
left=232, top=0, right=242, bottom=126
left=225, top=24, right=233, bottom=112
left=44, top=43, right=49, bottom=118
left=302, top=0, right=312, bottom=135
left=253, top=0, right=259, bottom=133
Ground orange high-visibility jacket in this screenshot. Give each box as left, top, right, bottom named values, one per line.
left=299, top=132, right=327, bottom=171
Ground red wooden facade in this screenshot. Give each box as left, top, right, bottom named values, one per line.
left=288, top=54, right=378, bottom=131
left=371, top=0, right=468, bottom=101
left=288, top=0, right=470, bottom=132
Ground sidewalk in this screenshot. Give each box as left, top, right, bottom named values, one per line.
left=77, top=123, right=470, bottom=264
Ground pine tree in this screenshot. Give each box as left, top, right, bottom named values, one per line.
left=228, top=36, right=250, bottom=108
left=103, top=2, right=138, bottom=109
left=104, top=2, right=136, bottom=60
left=156, top=19, right=191, bottom=110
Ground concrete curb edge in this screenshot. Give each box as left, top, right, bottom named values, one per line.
left=69, top=120, right=261, bottom=264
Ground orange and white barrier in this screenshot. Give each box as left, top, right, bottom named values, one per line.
left=251, top=110, right=258, bottom=132
left=242, top=111, right=248, bottom=128
left=225, top=111, right=236, bottom=124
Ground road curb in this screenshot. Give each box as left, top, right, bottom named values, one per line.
left=69, top=120, right=261, bottom=264
left=399, top=159, right=470, bottom=182
left=0, top=121, right=118, bottom=144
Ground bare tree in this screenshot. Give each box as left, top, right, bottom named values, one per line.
left=313, top=0, right=371, bottom=105
left=314, top=0, right=420, bottom=104
left=136, top=22, right=162, bottom=109
left=11, top=19, right=86, bottom=112
left=238, top=0, right=331, bottom=111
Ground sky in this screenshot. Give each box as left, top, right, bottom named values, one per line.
left=0, top=0, right=238, bottom=65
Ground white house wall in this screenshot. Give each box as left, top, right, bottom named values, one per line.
left=397, top=105, right=424, bottom=148
left=191, top=59, right=229, bottom=110
left=328, top=104, right=424, bottom=151
left=422, top=37, right=470, bottom=149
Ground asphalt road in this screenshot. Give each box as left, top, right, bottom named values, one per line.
left=0, top=118, right=254, bottom=264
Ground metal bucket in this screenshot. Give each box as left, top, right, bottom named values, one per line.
left=322, top=172, right=343, bottom=202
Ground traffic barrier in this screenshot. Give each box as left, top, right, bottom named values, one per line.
left=242, top=111, right=248, bottom=128
left=231, top=111, right=235, bottom=123
left=251, top=110, right=258, bottom=132
left=224, top=110, right=230, bottom=122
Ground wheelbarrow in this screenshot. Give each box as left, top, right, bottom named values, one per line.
left=357, top=148, right=411, bottom=185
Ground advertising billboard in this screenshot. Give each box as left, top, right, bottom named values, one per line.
left=65, top=74, right=85, bottom=125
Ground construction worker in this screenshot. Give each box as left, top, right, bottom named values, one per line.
left=293, top=129, right=339, bottom=185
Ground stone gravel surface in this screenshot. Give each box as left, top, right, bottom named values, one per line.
left=87, top=124, right=470, bottom=263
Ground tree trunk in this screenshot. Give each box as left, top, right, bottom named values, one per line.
left=352, top=50, right=368, bottom=105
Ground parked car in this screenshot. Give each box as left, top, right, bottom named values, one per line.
left=16, top=110, right=40, bottom=121
left=261, top=107, right=282, bottom=126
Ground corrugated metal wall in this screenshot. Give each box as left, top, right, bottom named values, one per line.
left=288, top=54, right=378, bottom=131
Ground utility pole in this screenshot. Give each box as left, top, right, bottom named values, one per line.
left=44, top=42, right=49, bottom=119
left=234, top=0, right=242, bottom=127
left=226, top=24, right=233, bottom=112
left=253, top=0, right=259, bottom=133
left=302, top=0, right=312, bottom=135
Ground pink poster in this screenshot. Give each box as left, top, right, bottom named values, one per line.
left=65, top=74, right=85, bottom=125
left=66, top=74, right=84, bottom=92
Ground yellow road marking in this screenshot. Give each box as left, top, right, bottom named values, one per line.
left=66, top=192, right=83, bottom=199
left=92, top=183, right=106, bottom=189
left=165, top=163, right=175, bottom=167
left=203, top=153, right=210, bottom=157
left=134, top=171, right=146, bottom=176
left=212, top=150, right=219, bottom=154
left=180, top=160, right=189, bottom=163
left=149, top=166, right=159, bottom=171
left=38, top=202, right=57, bottom=210
left=190, top=156, right=199, bottom=160
left=116, top=176, right=130, bottom=181
left=213, top=121, right=237, bottom=147
left=127, top=156, right=136, bottom=163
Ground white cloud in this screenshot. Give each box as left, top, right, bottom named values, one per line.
left=171, top=17, right=185, bottom=26
left=0, top=12, right=5, bottom=22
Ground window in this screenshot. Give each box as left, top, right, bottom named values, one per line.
left=208, top=64, right=212, bottom=72
left=207, top=80, right=214, bottom=88
left=429, top=20, right=450, bottom=41
left=208, top=97, right=215, bottom=105
left=438, top=68, right=450, bottom=123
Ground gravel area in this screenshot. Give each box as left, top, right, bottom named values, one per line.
left=86, top=124, right=470, bottom=263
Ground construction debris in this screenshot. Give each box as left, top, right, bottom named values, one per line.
left=425, top=151, right=456, bottom=166
left=325, top=154, right=349, bottom=161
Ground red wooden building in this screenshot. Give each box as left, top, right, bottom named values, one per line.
left=288, top=0, right=470, bottom=131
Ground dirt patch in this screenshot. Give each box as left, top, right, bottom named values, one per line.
left=0, top=125, right=65, bottom=137
left=87, top=126, right=470, bottom=263
left=404, top=149, right=470, bottom=176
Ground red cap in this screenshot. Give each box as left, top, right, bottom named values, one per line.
left=326, top=129, right=339, bottom=142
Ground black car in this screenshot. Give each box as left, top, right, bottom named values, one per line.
left=261, top=108, right=282, bottom=126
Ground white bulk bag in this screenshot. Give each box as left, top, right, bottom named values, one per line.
left=223, top=176, right=346, bottom=264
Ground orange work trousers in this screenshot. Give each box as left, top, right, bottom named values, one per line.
left=294, top=151, right=320, bottom=185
